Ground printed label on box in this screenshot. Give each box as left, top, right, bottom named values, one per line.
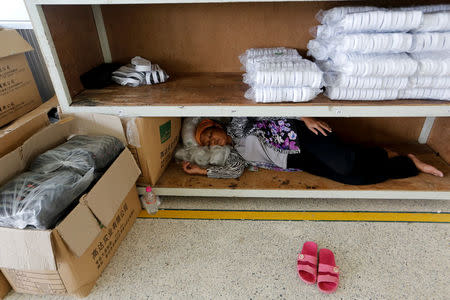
left=159, top=120, right=171, bottom=144
left=2, top=269, right=66, bottom=295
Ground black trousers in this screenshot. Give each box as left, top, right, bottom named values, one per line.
left=287, top=122, right=418, bottom=185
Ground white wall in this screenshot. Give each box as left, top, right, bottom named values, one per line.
left=0, top=0, right=31, bottom=29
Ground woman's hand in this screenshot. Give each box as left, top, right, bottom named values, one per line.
left=300, top=117, right=332, bottom=136
left=182, top=161, right=207, bottom=176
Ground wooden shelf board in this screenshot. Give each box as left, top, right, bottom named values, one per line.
left=153, top=144, right=450, bottom=199
left=72, top=73, right=447, bottom=107
left=70, top=73, right=450, bottom=117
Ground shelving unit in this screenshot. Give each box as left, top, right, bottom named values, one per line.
left=24, top=0, right=450, bottom=199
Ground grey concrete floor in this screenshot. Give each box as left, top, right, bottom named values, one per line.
left=6, top=197, right=450, bottom=300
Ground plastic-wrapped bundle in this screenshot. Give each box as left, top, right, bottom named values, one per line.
left=239, top=47, right=298, bottom=64
left=408, top=76, right=450, bottom=88
left=410, top=32, right=450, bottom=52
left=240, top=49, right=300, bottom=71
left=30, top=135, right=124, bottom=175
left=175, top=145, right=231, bottom=167
left=399, top=88, right=450, bottom=100
left=245, top=87, right=321, bottom=103
left=316, top=6, right=384, bottom=25
left=308, top=33, right=413, bottom=60
left=325, top=87, right=399, bottom=100
left=325, top=73, right=409, bottom=89
left=112, top=58, right=169, bottom=87
left=243, top=70, right=323, bottom=88
left=415, top=12, right=450, bottom=32
left=0, top=169, right=94, bottom=229
left=319, top=53, right=418, bottom=77
left=314, top=11, right=422, bottom=38
left=410, top=52, right=450, bottom=76
left=400, top=5, right=450, bottom=13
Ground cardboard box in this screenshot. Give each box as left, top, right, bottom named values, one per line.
left=0, top=96, right=58, bottom=158
left=125, top=117, right=181, bottom=186
left=0, top=271, right=11, bottom=299
left=0, top=113, right=141, bottom=297
left=0, top=29, right=42, bottom=127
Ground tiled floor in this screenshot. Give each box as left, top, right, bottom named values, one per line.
left=6, top=197, right=450, bottom=300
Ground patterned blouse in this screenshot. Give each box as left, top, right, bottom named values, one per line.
left=206, top=118, right=303, bottom=178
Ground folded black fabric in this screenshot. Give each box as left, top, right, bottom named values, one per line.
left=30, top=135, right=124, bottom=175
left=80, top=63, right=121, bottom=89
left=0, top=170, right=94, bottom=229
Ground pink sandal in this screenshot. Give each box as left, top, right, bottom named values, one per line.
left=317, top=249, right=339, bottom=294
left=297, top=241, right=318, bottom=284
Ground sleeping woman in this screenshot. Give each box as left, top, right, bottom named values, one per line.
left=181, top=117, right=444, bottom=185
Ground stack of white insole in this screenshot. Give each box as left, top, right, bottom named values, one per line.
left=307, top=5, right=450, bottom=101
left=112, top=56, right=169, bottom=87
left=240, top=48, right=323, bottom=103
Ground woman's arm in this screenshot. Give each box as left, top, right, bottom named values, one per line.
left=300, top=117, right=332, bottom=136
left=182, top=151, right=246, bottom=179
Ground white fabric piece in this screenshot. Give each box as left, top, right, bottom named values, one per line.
left=410, top=32, right=450, bottom=52
left=399, top=88, right=450, bottom=100
left=325, top=87, right=399, bottom=100
left=408, top=76, right=450, bottom=88
left=410, top=52, right=450, bottom=76
left=416, top=12, right=450, bottom=32
left=245, top=87, right=320, bottom=103
left=325, top=73, right=409, bottom=89
left=131, top=56, right=152, bottom=72
left=315, top=11, right=422, bottom=38
left=111, top=76, right=141, bottom=87
left=319, top=53, right=418, bottom=77
left=234, top=135, right=288, bottom=169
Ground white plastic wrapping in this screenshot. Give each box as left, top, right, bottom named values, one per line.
left=181, top=117, right=202, bottom=147
left=123, top=117, right=141, bottom=147
left=325, top=87, right=399, bottom=100
left=243, top=70, right=323, bottom=88
left=239, top=47, right=298, bottom=65
left=30, top=135, right=124, bottom=175
left=316, top=6, right=383, bottom=25
left=319, top=53, right=418, bottom=77
left=175, top=145, right=231, bottom=167
left=325, top=73, right=409, bottom=89
left=308, top=33, right=414, bottom=60
left=410, top=52, right=450, bottom=76
left=245, top=87, right=321, bottom=103
left=408, top=76, right=450, bottom=88
left=399, top=88, right=450, bottom=100
left=0, top=169, right=94, bottom=229
left=314, top=11, right=423, bottom=38
left=400, top=5, right=450, bottom=13
left=415, top=12, right=450, bottom=32
left=410, top=32, right=450, bottom=52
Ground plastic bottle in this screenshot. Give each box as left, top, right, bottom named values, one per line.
left=140, top=186, right=160, bottom=214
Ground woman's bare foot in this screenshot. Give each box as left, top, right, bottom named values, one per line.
left=408, top=154, right=444, bottom=177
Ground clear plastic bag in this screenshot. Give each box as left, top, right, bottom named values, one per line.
left=174, top=145, right=231, bottom=167
left=408, top=76, right=450, bottom=88
left=399, top=88, right=450, bottom=100
left=314, top=11, right=422, bottom=38
left=325, top=73, right=409, bottom=89
left=0, top=169, right=94, bottom=229
left=316, top=6, right=383, bottom=25
left=308, top=33, right=413, bottom=61
left=410, top=32, right=450, bottom=52
left=30, top=135, right=124, bottom=175
left=399, top=5, right=450, bottom=13
left=243, top=70, right=323, bottom=88
left=325, top=87, right=399, bottom=100
left=415, top=12, right=450, bottom=32
left=410, top=52, right=450, bottom=76
left=319, top=53, right=418, bottom=77
left=245, top=87, right=321, bottom=103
